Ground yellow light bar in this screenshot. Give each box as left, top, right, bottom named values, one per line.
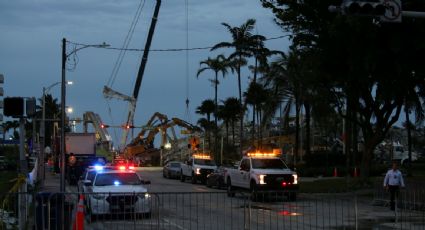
left=246, top=152, right=278, bottom=158
left=192, top=154, right=211, bottom=159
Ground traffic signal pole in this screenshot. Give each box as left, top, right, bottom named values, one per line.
left=402, top=11, right=425, bottom=19
left=329, top=0, right=425, bottom=22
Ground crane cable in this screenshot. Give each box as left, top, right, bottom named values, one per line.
left=107, top=0, right=146, bottom=87
left=105, top=0, right=146, bottom=144
left=185, top=0, right=191, bottom=123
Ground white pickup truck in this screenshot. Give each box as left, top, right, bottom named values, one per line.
left=180, top=154, right=217, bottom=184
left=225, top=152, right=298, bottom=201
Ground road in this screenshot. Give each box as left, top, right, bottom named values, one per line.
left=66, top=167, right=424, bottom=230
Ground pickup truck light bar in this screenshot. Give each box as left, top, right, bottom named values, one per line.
left=192, top=154, right=211, bottom=159
left=246, top=152, right=278, bottom=158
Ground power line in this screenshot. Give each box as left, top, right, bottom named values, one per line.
left=67, top=34, right=291, bottom=53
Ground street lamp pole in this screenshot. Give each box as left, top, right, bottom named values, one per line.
left=60, top=38, right=66, bottom=192
left=60, top=38, right=109, bottom=192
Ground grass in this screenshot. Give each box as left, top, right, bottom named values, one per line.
left=0, top=171, right=18, bottom=194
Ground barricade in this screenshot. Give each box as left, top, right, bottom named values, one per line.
left=0, top=190, right=424, bottom=229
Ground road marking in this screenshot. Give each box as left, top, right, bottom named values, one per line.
left=162, top=218, right=188, bottom=230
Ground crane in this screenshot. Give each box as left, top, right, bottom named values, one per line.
left=103, top=0, right=162, bottom=150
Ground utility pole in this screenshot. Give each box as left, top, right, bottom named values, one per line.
left=18, top=117, right=27, bottom=230
left=60, top=37, right=66, bottom=193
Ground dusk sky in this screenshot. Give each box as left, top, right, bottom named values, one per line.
left=0, top=0, right=290, bottom=146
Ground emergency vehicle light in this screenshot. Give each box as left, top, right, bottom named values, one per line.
left=192, top=154, right=211, bottom=159
left=246, top=152, right=278, bottom=157
left=94, top=165, right=104, bottom=171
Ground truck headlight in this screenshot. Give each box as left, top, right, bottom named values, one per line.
left=258, top=174, right=266, bottom=185
left=195, top=168, right=201, bottom=175
left=139, top=193, right=151, bottom=200
left=293, top=174, right=298, bottom=185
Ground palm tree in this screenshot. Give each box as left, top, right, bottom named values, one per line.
left=260, top=49, right=313, bottom=164
left=221, top=97, right=242, bottom=147
left=197, top=54, right=233, bottom=157
left=212, top=18, right=261, bottom=155
left=217, top=105, right=230, bottom=145
left=244, top=81, right=269, bottom=144
left=38, top=94, right=60, bottom=147
left=196, top=99, right=215, bottom=151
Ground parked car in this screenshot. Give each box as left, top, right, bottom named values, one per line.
left=163, top=161, right=182, bottom=179
left=206, top=166, right=227, bottom=189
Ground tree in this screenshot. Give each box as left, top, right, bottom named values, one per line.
left=261, top=0, right=425, bottom=178
left=196, top=99, right=216, bottom=151
left=212, top=18, right=261, bottom=155
left=37, top=94, right=60, bottom=147
left=221, top=97, right=242, bottom=147
left=244, top=81, right=269, bottom=144
left=197, top=54, right=233, bottom=158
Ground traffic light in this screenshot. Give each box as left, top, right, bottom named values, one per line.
left=4, top=97, right=24, bottom=117
left=124, top=124, right=135, bottom=129
left=188, top=136, right=200, bottom=150
left=100, top=124, right=109, bottom=128
left=342, top=1, right=386, bottom=16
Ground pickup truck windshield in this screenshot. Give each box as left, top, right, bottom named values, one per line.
left=251, top=158, right=287, bottom=169
left=94, top=173, right=142, bottom=186
left=194, top=159, right=216, bottom=166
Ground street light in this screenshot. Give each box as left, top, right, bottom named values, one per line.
left=40, top=81, right=73, bottom=184
left=60, top=38, right=109, bottom=192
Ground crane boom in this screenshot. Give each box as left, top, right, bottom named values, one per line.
left=121, top=0, right=162, bottom=148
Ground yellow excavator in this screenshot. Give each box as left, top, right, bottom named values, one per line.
left=123, top=116, right=202, bottom=161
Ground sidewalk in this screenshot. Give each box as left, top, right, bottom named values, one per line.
left=40, top=170, right=61, bottom=193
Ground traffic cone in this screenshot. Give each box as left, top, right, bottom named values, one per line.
left=353, top=167, right=358, bottom=177
left=73, top=194, right=85, bottom=230
left=333, top=167, right=338, bottom=177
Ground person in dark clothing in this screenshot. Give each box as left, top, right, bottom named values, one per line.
left=383, top=161, right=405, bottom=210
left=67, top=152, right=78, bottom=184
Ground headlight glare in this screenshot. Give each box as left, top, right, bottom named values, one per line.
left=293, top=174, right=298, bottom=184
left=258, top=174, right=266, bottom=185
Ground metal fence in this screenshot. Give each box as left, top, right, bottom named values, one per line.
left=373, top=182, right=425, bottom=229
left=1, top=190, right=424, bottom=230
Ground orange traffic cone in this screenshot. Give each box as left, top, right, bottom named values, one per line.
left=333, top=167, right=338, bottom=177
left=73, top=194, right=84, bottom=230
left=353, top=167, right=358, bottom=177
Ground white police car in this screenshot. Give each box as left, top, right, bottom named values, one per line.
left=85, top=167, right=151, bottom=219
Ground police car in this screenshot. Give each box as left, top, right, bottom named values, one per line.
left=78, top=165, right=117, bottom=193
left=85, top=166, right=151, bottom=218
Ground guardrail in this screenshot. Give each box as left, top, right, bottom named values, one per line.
left=0, top=190, right=424, bottom=230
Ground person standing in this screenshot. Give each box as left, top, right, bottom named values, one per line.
left=383, top=161, right=405, bottom=210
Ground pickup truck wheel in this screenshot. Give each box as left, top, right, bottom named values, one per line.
left=227, top=178, right=235, bottom=197
left=250, top=181, right=259, bottom=202
left=191, top=173, right=197, bottom=184
left=180, top=171, right=185, bottom=182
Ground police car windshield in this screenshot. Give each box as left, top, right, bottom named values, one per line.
left=194, top=159, right=216, bottom=166
left=94, top=173, right=142, bottom=186
left=87, top=171, right=96, bottom=181
left=252, top=158, right=287, bottom=169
